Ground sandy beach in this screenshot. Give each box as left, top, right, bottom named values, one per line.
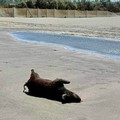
left=0, top=16, right=120, bottom=120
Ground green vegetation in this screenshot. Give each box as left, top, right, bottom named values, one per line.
left=0, top=0, right=120, bottom=12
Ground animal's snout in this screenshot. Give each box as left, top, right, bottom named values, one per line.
left=62, top=93, right=81, bottom=104
left=73, top=93, right=81, bottom=102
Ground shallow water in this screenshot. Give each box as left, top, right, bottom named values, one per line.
left=11, top=32, right=120, bottom=60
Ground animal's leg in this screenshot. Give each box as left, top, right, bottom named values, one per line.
left=23, top=82, right=27, bottom=93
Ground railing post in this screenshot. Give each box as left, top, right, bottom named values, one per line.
left=107, top=11, right=109, bottom=17
left=67, top=10, right=69, bottom=18
left=37, top=8, right=39, bottom=17
left=26, top=8, right=27, bottom=18
left=86, top=10, right=88, bottom=18
left=46, top=9, right=48, bottom=17
left=74, top=10, right=76, bottom=18
left=54, top=9, right=56, bottom=17
left=96, top=10, right=98, bottom=17
left=13, top=7, right=16, bottom=17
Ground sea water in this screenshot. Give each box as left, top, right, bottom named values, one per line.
left=11, top=32, right=120, bottom=60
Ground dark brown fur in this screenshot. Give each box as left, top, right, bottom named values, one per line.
left=23, top=69, right=81, bottom=104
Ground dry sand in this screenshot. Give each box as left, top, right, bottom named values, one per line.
left=0, top=17, right=120, bottom=120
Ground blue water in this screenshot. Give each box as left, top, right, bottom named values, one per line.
left=11, top=32, right=120, bottom=60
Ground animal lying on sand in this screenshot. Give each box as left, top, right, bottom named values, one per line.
left=23, top=69, right=81, bottom=104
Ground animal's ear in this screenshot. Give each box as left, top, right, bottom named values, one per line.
left=54, top=78, right=70, bottom=84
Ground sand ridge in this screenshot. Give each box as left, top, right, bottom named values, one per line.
left=0, top=16, right=120, bottom=40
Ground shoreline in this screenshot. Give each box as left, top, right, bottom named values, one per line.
left=10, top=31, right=120, bottom=61
left=0, top=17, right=120, bottom=120
left=11, top=30, right=120, bottom=42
